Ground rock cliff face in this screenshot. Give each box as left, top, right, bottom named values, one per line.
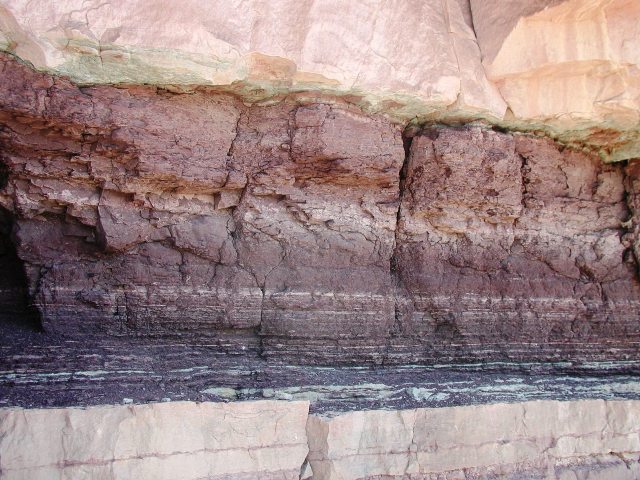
left=1, top=51, right=639, bottom=365
left=394, top=128, right=640, bottom=364
left=1, top=2, right=640, bottom=478
left=1, top=0, right=639, bottom=160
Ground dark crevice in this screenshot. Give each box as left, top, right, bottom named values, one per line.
left=393, top=126, right=414, bottom=273
left=298, top=452, right=310, bottom=480
left=517, top=151, right=530, bottom=214
left=622, top=159, right=640, bottom=282
left=384, top=127, right=414, bottom=365
left=0, top=207, right=43, bottom=334
left=0, top=161, right=8, bottom=190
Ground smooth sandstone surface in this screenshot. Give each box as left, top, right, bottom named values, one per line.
left=307, top=399, right=640, bottom=479
left=0, top=400, right=310, bottom=480
left=0, top=0, right=638, bottom=159
left=471, top=0, right=640, bottom=161
left=2, top=399, right=640, bottom=479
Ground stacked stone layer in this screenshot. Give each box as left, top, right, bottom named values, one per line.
left=2, top=0, right=639, bottom=160
left=2, top=399, right=640, bottom=479
left=1, top=53, right=639, bottom=365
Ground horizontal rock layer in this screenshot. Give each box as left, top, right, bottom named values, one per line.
left=2, top=399, right=640, bottom=479
left=0, top=400, right=310, bottom=480
left=1, top=52, right=639, bottom=365
left=1, top=0, right=638, bottom=160
left=308, top=399, right=640, bottom=479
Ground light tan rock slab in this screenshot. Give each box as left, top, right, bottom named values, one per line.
left=0, top=0, right=506, bottom=120
left=0, top=400, right=310, bottom=480
left=307, top=399, right=640, bottom=479
left=2, top=398, right=640, bottom=479
left=471, top=0, right=640, bottom=161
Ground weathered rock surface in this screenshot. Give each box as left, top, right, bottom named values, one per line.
left=0, top=0, right=505, bottom=116
left=0, top=400, right=310, bottom=480
left=1, top=52, right=639, bottom=365
left=307, top=399, right=640, bottom=479
left=0, top=0, right=639, bottom=160
left=1, top=5, right=639, bottom=480
left=2, top=399, right=640, bottom=479
left=471, top=0, right=640, bottom=161
left=392, top=127, right=640, bottom=364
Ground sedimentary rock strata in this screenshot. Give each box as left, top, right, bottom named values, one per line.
left=1, top=2, right=640, bottom=478
left=392, top=128, right=640, bottom=364
left=1, top=52, right=640, bottom=363
left=1, top=0, right=639, bottom=160
left=0, top=52, right=639, bottom=365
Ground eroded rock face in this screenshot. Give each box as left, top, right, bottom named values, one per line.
left=0, top=52, right=639, bottom=365
left=392, top=128, right=640, bottom=363
left=1, top=0, right=639, bottom=160
left=0, top=52, right=405, bottom=358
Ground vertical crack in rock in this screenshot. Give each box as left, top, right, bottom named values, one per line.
left=517, top=150, right=529, bottom=215
left=298, top=451, right=311, bottom=480
left=384, top=127, right=414, bottom=365
left=623, top=159, right=640, bottom=281
left=234, top=185, right=268, bottom=358
left=223, top=108, right=268, bottom=355
left=0, top=159, right=8, bottom=190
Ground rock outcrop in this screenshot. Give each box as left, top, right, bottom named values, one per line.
left=2, top=399, right=640, bottom=479
left=0, top=400, right=310, bottom=480
left=307, top=399, right=640, bottom=479
left=1, top=3, right=640, bottom=478
left=393, top=127, right=640, bottom=363
left=0, top=0, right=639, bottom=160
left=1, top=52, right=639, bottom=365
left=471, top=0, right=640, bottom=161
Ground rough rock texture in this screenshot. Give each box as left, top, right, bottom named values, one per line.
left=1, top=5, right=639, bottom=480
left=625, top=159, right=640, bottom=280
left=1, top=52, right=639, bottom=365
left=0, top=400, right=310, bottom=480
left=2, top=399, right=640, bottom=480
left=392, top=128, right=640, bottom=363
left=0, top=52, right=405, bottom=358
left=4, top=331, right=640, bottom=410
left=307, top=399, right=640, bottom=479
left=0, top=0, right=639, bottom=160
